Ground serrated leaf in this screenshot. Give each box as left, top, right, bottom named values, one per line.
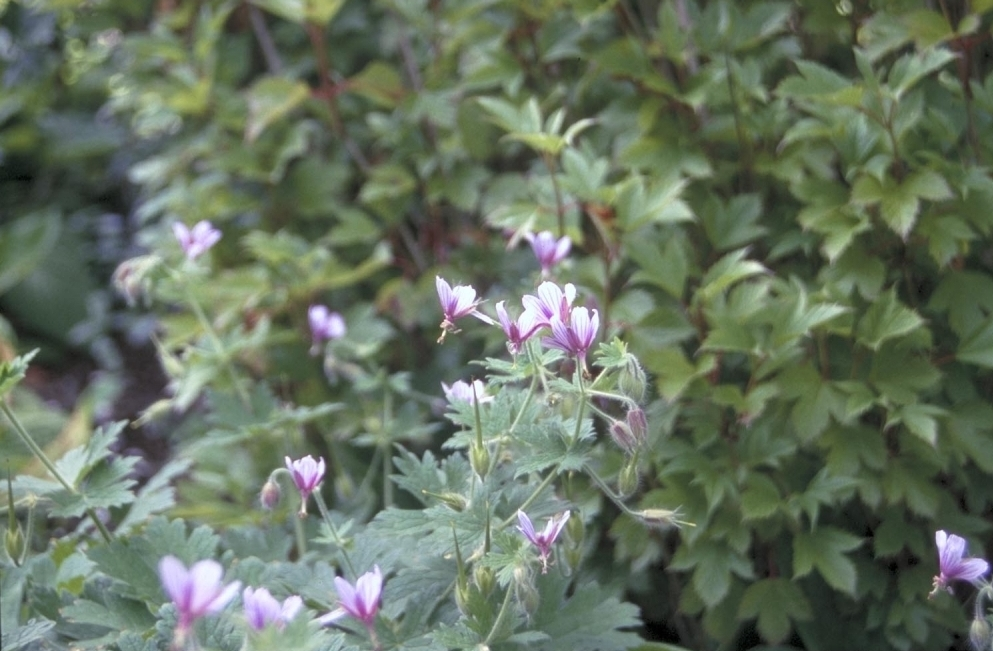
left=245, top=76, right=311, bottom=142
left=697, top=249, right=767, bottom=302
left=0, top=349, right=39, bottom=398
left=957, top=316, right=993, bottom=368
left=738, top=578, right=812, bottom=643
left=740, top=473, right=781, bottom=521
left=531, top=574, right=642, bottom=651
left=1, top=618, right=56, bottom=651
left=855, top=289, right=923, bottom=350
left=792, top=527, right=862, bottom=595
left=671, top=540, right=754, bottom=607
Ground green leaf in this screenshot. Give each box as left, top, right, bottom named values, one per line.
left=244, top=76, right=311, bottom=143
left=627, top=232, right=691, bottom=299
left=700, top=193, right=767, bottom=251
left=737, top=578, right=812, bottom=643
left=671, top=540, right=754, bottom=607
left=531, top=575, right=642, bottom=651
left=697, top=249, right=767, bottom=303
left=0, top=212, right=61, bottom=294
left=0, top=349, right=39, bottom=398
left=615, top=175, right=693, bottom=231
left=885, top=403, right=944, bottom=446
left=792, top=527, right=862, bottom=595
left=740, top=473, right=781, bottom=521
left=956, top=316, right=993, bottom=368
left=1, top=618, right=56, bottom=651
left=855, top=289, right=923, bottom=350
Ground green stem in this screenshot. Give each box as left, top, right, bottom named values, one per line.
left=1, top=401, right=113, bottom=543
left=293, top=509, right=308, bottom=557
left=571, top=365, right=587, bottom=446
left=185, top=287, right=252, bottom=409
left=483, top=582, right=516, bottom=646
left=583, top=463, right=638, bottom=518
left=499, top=470, right=558, bottom=529
left=313, top=491, right=357, bottom=578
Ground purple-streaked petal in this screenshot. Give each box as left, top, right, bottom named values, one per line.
left=334, top=575, right=358, bottom=614
left=206, top=579, right=241, bottom=614
left=517, top=510, right=537, bottom=544
left=280, top=595, right=303, bottom=622
left=186, top=559, right=225, bottom=614
left=158, top=555, right=191, bottom=607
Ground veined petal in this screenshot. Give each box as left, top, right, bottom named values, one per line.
left=158, top=555, right=191, bottom=608
left=187, top=559, right=225, bottom=614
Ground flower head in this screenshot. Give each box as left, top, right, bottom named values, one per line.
left=285, top=455, right=325, bottom=516
left=158, top=556, right=241, bottom=634
left=542, top=306, right=599, bottom=367
left=517, top=510, right=570, bottom=573
left=930, top=530, right=990, bottom=597
left=317, top=566, right=383, bottom=633
left=309, top=305, right=346, bottom=353
left=243, top=587, right=303, bottom=631
left=173, top=221, right=221, bottom=261
left=522, top=281, right=576, bottom=326
left=436, top=276, right=493, bottom=341
left=496, top=301, right=542, bottom=355
left=442, top=379, right=493, bottom=405
left=526, top=231, right=571, bottom=276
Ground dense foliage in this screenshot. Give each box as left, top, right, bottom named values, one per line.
left=6, top=0, right=993, bottom=650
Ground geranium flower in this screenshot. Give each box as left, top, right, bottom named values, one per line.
left=173, top=221, right=221, bottom=261
left=318, top=566, right=383, bottom=634
left=526, top=231, right=571, bottom=276
left=243, top=587, right=303, bottom=631
left=930, top=530, right=990, bottom=597
left=158, top=556, right=240, bottom=634
left=436, top=276, right=494, bottom=341
left=522, top=281, right=576, bottom=326
left=542, top=306, right=599, bottom=367
left=285, top=455, right=325, bottom=516
left=442, top=379, right=493, bottom=405
left=308, top=305, right=346, bottom=353
left=495, top=301, right=542, bottom=355
left=517, top=510, right=570, bottom=573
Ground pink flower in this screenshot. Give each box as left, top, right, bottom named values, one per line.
left=495, top=301, right=542, bottom=355
left=158, top=556, right=241, bottom=634
left=442, top=379, right=493, bottom=405
left=318, top=566, right=383, bottom=633
left=436, top=276, right=495, bottom=341
left=522, top=281, right=576, bottom=326
left=285, top=455, right=325, bottom=516
left=308, top=305, right=346, bottom=353
left=542, top=306, right=599, bottom=366
left=517, top=510, right=570, bottom=574
left=930, top=530, right=989, bottom=597
left=173, top=221, right=221, bottom=261
left=243, top=587, right=303, bottom=631
left=526, top=231, right=571, bottom=276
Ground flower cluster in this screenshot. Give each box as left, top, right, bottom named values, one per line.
left=437, top=278, right=599, bottom=367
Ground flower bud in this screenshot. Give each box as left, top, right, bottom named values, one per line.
left=970, top=617, right=992, bottom=651
left=455, top=575, right=473, bottom=615
left=626, top=408, right=648, bottom=444
left=609, top=420, right=638, bottom=454
left=473, top=565, right=495, bottom=597
left=618, top=460, right=639, bottom=497
left=259, top=479, right=281, bottom=510
left=617, top=355, right=647, bottom=403
left=5, top=522, right=25, bottom=566
left=565, top=512, right=584, bottom=546
left=470, top=443, right=490, bottom=480
left=636, top=508, right=690, bottom=530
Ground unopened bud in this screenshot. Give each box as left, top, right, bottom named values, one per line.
left=618, top=461, right=639, bottom=497
left=455, top=576, right=473, bottom=615
left=473, top=565, right=495, bottom=597
left=565, top=512, right=584, bottom=545
left=609, top=420, right=638, bottom=454
left=111, top=255, right=160, bottom=305
left=970, top=617, right=992, bottom=651
left=636, top=508, right=692, bottom=530
left=626, top=408, right=648, bottom=444
left=514, top=573, right=539, bottom=616
left=470, top=443, right=490, bottom=480
left=4, top=522, right=25, bottom=566
left=259, top=479, right=281, bottom=510
left=617, top=355, right=647, bottom=403
left=422, top=490, right=467, bottom=511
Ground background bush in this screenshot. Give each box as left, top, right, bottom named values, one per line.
left=5, top=1, right=993, bottom=650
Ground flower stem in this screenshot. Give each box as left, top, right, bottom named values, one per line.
left=313, top=491, right=357, bottom=578
left=1, top=401, right=113, bottom=543
left=571, top=364, right=587, bottom=446
left=185, top=287, right=252, bottom=410
left=499, top=470, right=558, bottom=529
left=483, top=582, right=516, bottom=646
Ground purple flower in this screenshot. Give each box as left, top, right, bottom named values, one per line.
left=158, top=556, right=241, bottom=634
left=526, top=231, right=571, bottom=276
left=542, top=306, right=599, bottom=367
left=317, top=566, right=383, bottom=633
left=285, top=455, right=325, bottom=516
left=930, top=530, right=990, bottom=597
left=442, top=379, right=493, bottom=405
left=243, top=587, right=303, bottom=631
left=173, top=221, right=221, bottom=261
left=517, top=510, right=570, bottom=574
left=522, top=281, right=576, bottom=326
left=436, top=276, right=494, bottom=341
left=496, top=301, right=542, bottom=355
left=308, top=305, right=346, bottom=353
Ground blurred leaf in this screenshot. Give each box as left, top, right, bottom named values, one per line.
left=855, top=289, right=923, bottom=350
left=245, top=76, right=311, bottom=142
left=0, top=212, right=61, bottom=294
left=793, top=527, right=862, bottom=595
left=738, top=578, right=812, bottom=643
left=0, top=349, right=38, bottom=399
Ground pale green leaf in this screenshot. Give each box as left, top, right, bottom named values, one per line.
left=244, top=76, right=311, bottom=143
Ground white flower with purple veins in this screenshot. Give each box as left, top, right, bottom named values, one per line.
left=158, top=556, right=241, bottom=634
left=517, top=510, right=571, bottom=574
left=930, top=530, right=990, bottom=597
left=243, top=587, right=303, bottom=631
left=442, top=379, right=493, bottom=405
left=173, top=220, right=221, bottom=261
left=436, top=276, right=492, bottom=341
left=308, top=305, right=346, bottom=353
left=496, top=301, right=542, bottom=355
left=285, top=455, right=325, bottom=516
left=318, top=566, right=383, bottom=634
left=522, top=281, right=577, bottom=326
left=542, top=306, right=599, bottom=367
left=527, top=231, right=571, bottom=276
